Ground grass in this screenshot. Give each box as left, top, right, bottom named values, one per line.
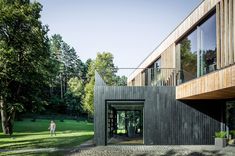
left=117, top=129, right=127, bottom=134
left=0, top=119, right=93, bottom=155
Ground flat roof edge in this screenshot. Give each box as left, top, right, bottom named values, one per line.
left=128, top=0, right=218, bottom=82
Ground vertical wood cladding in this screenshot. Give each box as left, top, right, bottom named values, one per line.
left=216, top=3, right=221, bottom=69
left=161, top=44, right=175, bottom=69
left=218, top=0, right=235, bottom=68
left=94, top=73, right=222, bottom=145
left=176, top=64, right=235, bottom=99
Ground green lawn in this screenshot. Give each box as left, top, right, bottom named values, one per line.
left=0, top=119, right=93, bottom=155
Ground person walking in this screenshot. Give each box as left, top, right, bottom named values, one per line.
left=48, top=120, right=56, bottom=136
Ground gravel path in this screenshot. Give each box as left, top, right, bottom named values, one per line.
left=1, top=139, right=234, bottom=156
left=69, top=145, right=235, bottom=156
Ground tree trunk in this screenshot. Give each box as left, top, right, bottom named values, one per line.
left=0, top=98, right=14, bottom=135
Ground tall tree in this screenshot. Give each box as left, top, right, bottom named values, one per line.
left=83, top=52, right=117, bottom=115
left=64, top=77, right=84, bottom=116
left=49, top=34, right=86, bottom=116
left=0, top=0, right=53, bottom=135
left=49, top=34, right=85, bottom=97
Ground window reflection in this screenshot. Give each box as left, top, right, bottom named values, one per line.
left=179, top=30, right=197, bottom=83
left=178, top=12, right=216, bottom=84
left=199, top=14, right=217, bottom=75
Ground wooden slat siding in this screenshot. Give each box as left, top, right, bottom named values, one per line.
left=226, top=66, right=232, bottom=87
left=216, top=3, right=221, bottom=69
left=232, top=65, right=235, bottom=86
left=161, top=44, right=175, bottom=68
left=128, top=0, right=220, bottom=82
left=224, top=0, right=229, bottom=67
left=176, top=64, right=235, bottom=99
left=94, top=83, right=222, bottom=145
left=229, top=0, right=234, bottom=65
left=234, top=0, right=235, bottom=63
left=221, top=0, right=225, bottom=68
left=219, top=0, right=235, bottom=68
left=94, top=71, right=106, bottom=145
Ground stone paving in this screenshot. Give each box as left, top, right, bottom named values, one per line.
left=69, top=145, right=235, bottom=156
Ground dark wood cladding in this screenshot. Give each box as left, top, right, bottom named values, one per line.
left=94, top=72, right=223, bottom=145
left=94, top=84, right=223, bottom=145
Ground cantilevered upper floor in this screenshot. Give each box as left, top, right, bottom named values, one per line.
left=128, top=0, right=235, bottom=100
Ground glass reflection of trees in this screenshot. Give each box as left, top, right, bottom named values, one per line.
left=200, top=14, right=216, bottom=75
left=179, top=13, right=216, bottom=83
left=180, top=37, right=197, bottom=83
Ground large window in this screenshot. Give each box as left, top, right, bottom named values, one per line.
left=179, top=29, right=197, bottom=83
left=199, top=14, right=217, bottom=76
left=178, top=12, right=216, bottom=83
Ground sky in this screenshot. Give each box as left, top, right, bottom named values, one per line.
left=37, top=0, right=202, bottom=76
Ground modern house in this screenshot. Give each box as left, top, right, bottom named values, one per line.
left=94, top=0, right=235, bottom=145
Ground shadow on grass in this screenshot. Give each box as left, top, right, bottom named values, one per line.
left=0, top=130, right=92, bottom=139
left=0, top=134, right=93, bottom=150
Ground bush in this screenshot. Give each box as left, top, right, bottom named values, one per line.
left=229, top=130, right=235, bottom=138
left=215, top=131, right=227, bottom=138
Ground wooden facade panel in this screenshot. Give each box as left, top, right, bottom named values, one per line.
left=216, top=3, right=221, bottom=69
left=225, top=67, right=232, bottom=87
left=229, top=0, right=234, bottom=65
left=161, top=44, right=175, bottom=69
left=176, top=64, right=235, bottom=99
left=220, top=0, right=225, bottom=68
left=206, top=73, right=215, bottom=92
left=234, top=0, right=235, bottom=62
left=232, top=65, right=235, bottom=86
left=214, top=71, right=220, bottom=90
left=219, top=0, right=235, bottom=68
left=224, top=0, right=229, bottom=66
left=94, top=84, right=222, bottom=145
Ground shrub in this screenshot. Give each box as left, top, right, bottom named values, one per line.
left=215, top=131, right=227, bottom=138
left=229, top=130, right=235, bottom=138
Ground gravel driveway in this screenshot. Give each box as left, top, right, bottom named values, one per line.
left=69, top=145, right=235, bottom=156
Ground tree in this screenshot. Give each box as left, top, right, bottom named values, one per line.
left=65, top=77, right=84, bottom=116
left=48, top=34, right=86, bottom=115
left=49, top=34, right=85, bottom=97
left=114, top=75, right=127, bottom=86
left=83, top=52, right=117, bottom=115
left=180, top=38, right=197, bottom=81
left=0, top=0, right=53, bottom=135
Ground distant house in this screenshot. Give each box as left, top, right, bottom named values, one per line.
left=94, top=0, right=235, bottom=145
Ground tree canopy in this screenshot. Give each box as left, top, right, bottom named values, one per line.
left=0, top=0, right=127, bottom=135
left=0, top=0, right=53, bottom=135
left=83, top=52, right=127, bottom=115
